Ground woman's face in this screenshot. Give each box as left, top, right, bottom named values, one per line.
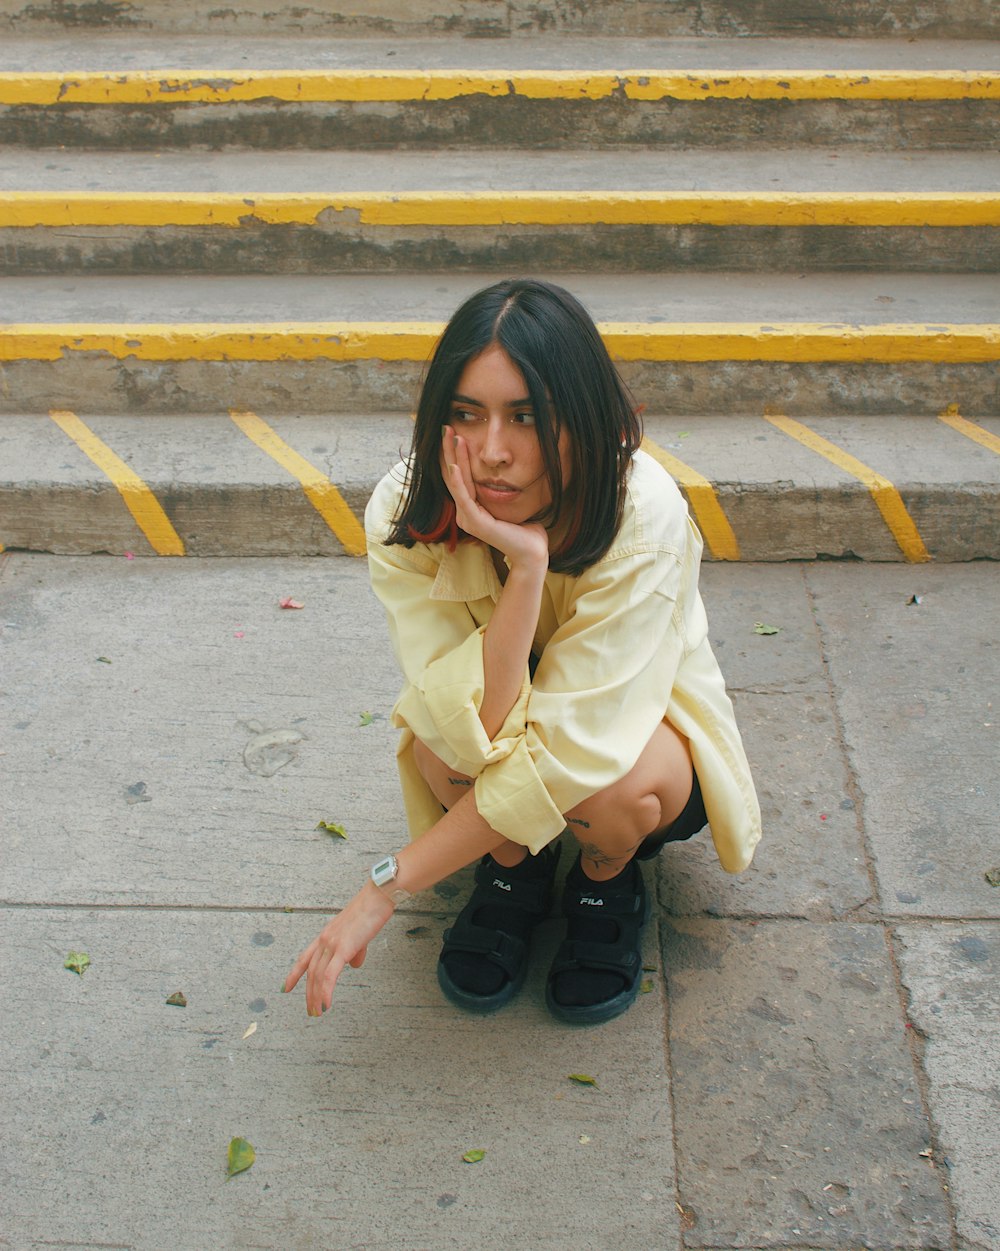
left=447, top=344, right=572, bottom=526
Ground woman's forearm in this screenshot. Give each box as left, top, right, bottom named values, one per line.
left=479, top=559, right=546, bottom=739
left=393, top=787, right=510, bottom=895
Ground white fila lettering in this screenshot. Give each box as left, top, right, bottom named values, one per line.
left=493, top=879, right=512, bottom=891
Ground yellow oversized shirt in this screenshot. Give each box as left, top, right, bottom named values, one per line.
left=365, top=450, right=761, bottom=873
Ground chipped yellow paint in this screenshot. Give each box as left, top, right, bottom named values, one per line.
left=229, top=409, right=366, bottom=555
left=48, top=409, right=185, bottom=556
left=764, top=412, right=930, bottom=562
left=4, top=190, right=999, bottom=229
left=937, top=403, right=1000, bottom=456
left=0, top=69, right=996, bottom=105
left=640, top=436, right=740, bottom=560
left=2, top=323, right=998, bottom=364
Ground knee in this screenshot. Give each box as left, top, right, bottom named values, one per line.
left=571, top=783, right=662, bottom=842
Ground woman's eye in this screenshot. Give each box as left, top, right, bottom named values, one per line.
left=512, top=412, right=536, bottom=426
left=450, top=409, right=477, bottom=423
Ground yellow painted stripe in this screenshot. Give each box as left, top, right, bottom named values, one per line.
left=640, top=436, right=740, bottom=560
left=4, top=190, right=999, bottom=229
left=937, top=403, right=1000, bottom=455
left=765, top=412, right=930, bottom=562
left=48, top=409, right=185, bottom=556
left=228, top=409, right=366, bottom=555
left=3, top=323, right=998, bottom=364
left=0, top=69, right=996, bottom=105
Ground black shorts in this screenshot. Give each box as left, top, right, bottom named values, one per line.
left=634, top=769, right=708, bottom=861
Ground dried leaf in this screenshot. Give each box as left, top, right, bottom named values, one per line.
left=316, top=820, right=348, bottom=839
left=279, top=597, right=304, bottom=610
left=985, top=867, right=1000, bottom=888
left=166, top=991, right=187, bottom=1007
left=578, top=1134, right=592, bottom=1144
left=358, top=711, right=375, bottom=726
left=64, top=951, right=90, bottom=976
left=676, top=1202, right=698, bottom=1230
left=96, top=656, right=112, bottom=664
left=226, top=1137, right=256, bottom=1179
left=242, top=1022, right=257, bottom=1040
left=568, top=1073, right=597, bottom=1087
left=906, top=594, right=923, bottom=606
left=462, top=1148, right=486, bottom=1164
left=640, top=978, right=654, bottom=994
left=753, top=622, right=780, bottom=636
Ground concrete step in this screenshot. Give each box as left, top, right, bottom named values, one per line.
left=2, top=39, right=998, bottom=149
left=0, top=272, right=996, bottom=417
left=2, top=148, right=997, bottom=274
left=2, top=0, right=997, bottom=38
left=2, top=409, right=997, bottom=561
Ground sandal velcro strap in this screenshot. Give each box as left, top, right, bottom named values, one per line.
left=547, top=937, right=642, bottom=981
left=440, top=921, right=527, bottom=981
left=561, top=883, right=645, bottom=920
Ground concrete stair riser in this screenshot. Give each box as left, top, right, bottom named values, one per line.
left=1, top=0, right=997, bottom=38
left=3, top=221, right=997, bottom=275
left=3, top=97, right=998, bottom=150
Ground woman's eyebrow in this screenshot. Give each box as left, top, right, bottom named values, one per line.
left=451, top=392, right=533, bottom=408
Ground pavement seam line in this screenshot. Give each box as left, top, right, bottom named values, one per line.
left=1, top=69, right=997, bottom=105
left=937, top=403, right=1000, bottom=455
left=5, top=190, right=1000, bottom=228
left=4, top=323, right=998, bottom=363
left=764, top=412, right=931, bottom=562
left=228, top=408, right=367, bottom=556
left=46, top=409, right=185, bottom=556
left=640, top=435, right=740, bottom=560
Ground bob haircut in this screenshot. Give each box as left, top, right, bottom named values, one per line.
left=386, top=278, right=642, bottom=576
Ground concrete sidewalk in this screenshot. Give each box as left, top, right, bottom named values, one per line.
left=1, top=552, right=997, bottom=1250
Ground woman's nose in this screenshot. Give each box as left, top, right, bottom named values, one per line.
left=480, top=418, right=512, bottom=467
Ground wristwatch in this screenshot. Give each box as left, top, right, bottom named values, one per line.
left=370, top=854, right=411, bottom=906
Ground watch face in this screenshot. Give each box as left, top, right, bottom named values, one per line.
left=372, top=856, right=397, bottom=887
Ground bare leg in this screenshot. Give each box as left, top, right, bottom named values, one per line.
left=565, top=720, right=692, bottom=880
left=411, top=737, right=527, bottom=868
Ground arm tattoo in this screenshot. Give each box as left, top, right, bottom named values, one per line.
left=567, top=816, right=591, bottom=829
left=448, top=776, right=473, bottom=787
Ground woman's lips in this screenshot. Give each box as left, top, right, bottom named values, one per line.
left=476, top=480, right=521, bottom=502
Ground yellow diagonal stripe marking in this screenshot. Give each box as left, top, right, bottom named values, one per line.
left=48, top=410, right=184, bottom=556
left=640, top=436, right=740, bottom=560
left=229, top=409, right=366, bottom=556
left=0, top=69, right=997, bottom=105
left=937, top=404, right=1000, bottom=456
left=764, top=412, right=930, bottom=562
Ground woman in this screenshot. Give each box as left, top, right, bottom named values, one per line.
left=285, top=278, right=760, bottom=1026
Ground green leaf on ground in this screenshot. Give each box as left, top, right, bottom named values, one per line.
left=640, top=978, right=654, bottom=994
left=226, top=1137, right=256, bottom=1179
left=462, top=1148, right=486, bottom=1164
left=316, top=821, right=348, bottom=839
left=96, top=656, right=112, bottom=664
left=753, top=622, right=781, bottom=636
left=568, top=1073, right=598, bottom=1087
left=64, top=951, right=90, bottom=976
left=985, top=867, right=1000, bottom=887
left=359, top=711, right=375, bottom=726
left=166, top=991, right=187, bottom=1007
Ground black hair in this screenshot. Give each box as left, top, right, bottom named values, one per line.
left=386, top=278, right=642, bottom=575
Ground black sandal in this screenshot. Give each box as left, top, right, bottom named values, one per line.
left=545, top=855, right=650, bottom=1026
left=437, top=844, right=560, bottom=1014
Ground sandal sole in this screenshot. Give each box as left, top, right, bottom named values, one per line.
left=436, top=956, right=527, bottom=1015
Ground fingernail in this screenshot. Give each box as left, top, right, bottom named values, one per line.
left=442, top=424, right=449, bottom=438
